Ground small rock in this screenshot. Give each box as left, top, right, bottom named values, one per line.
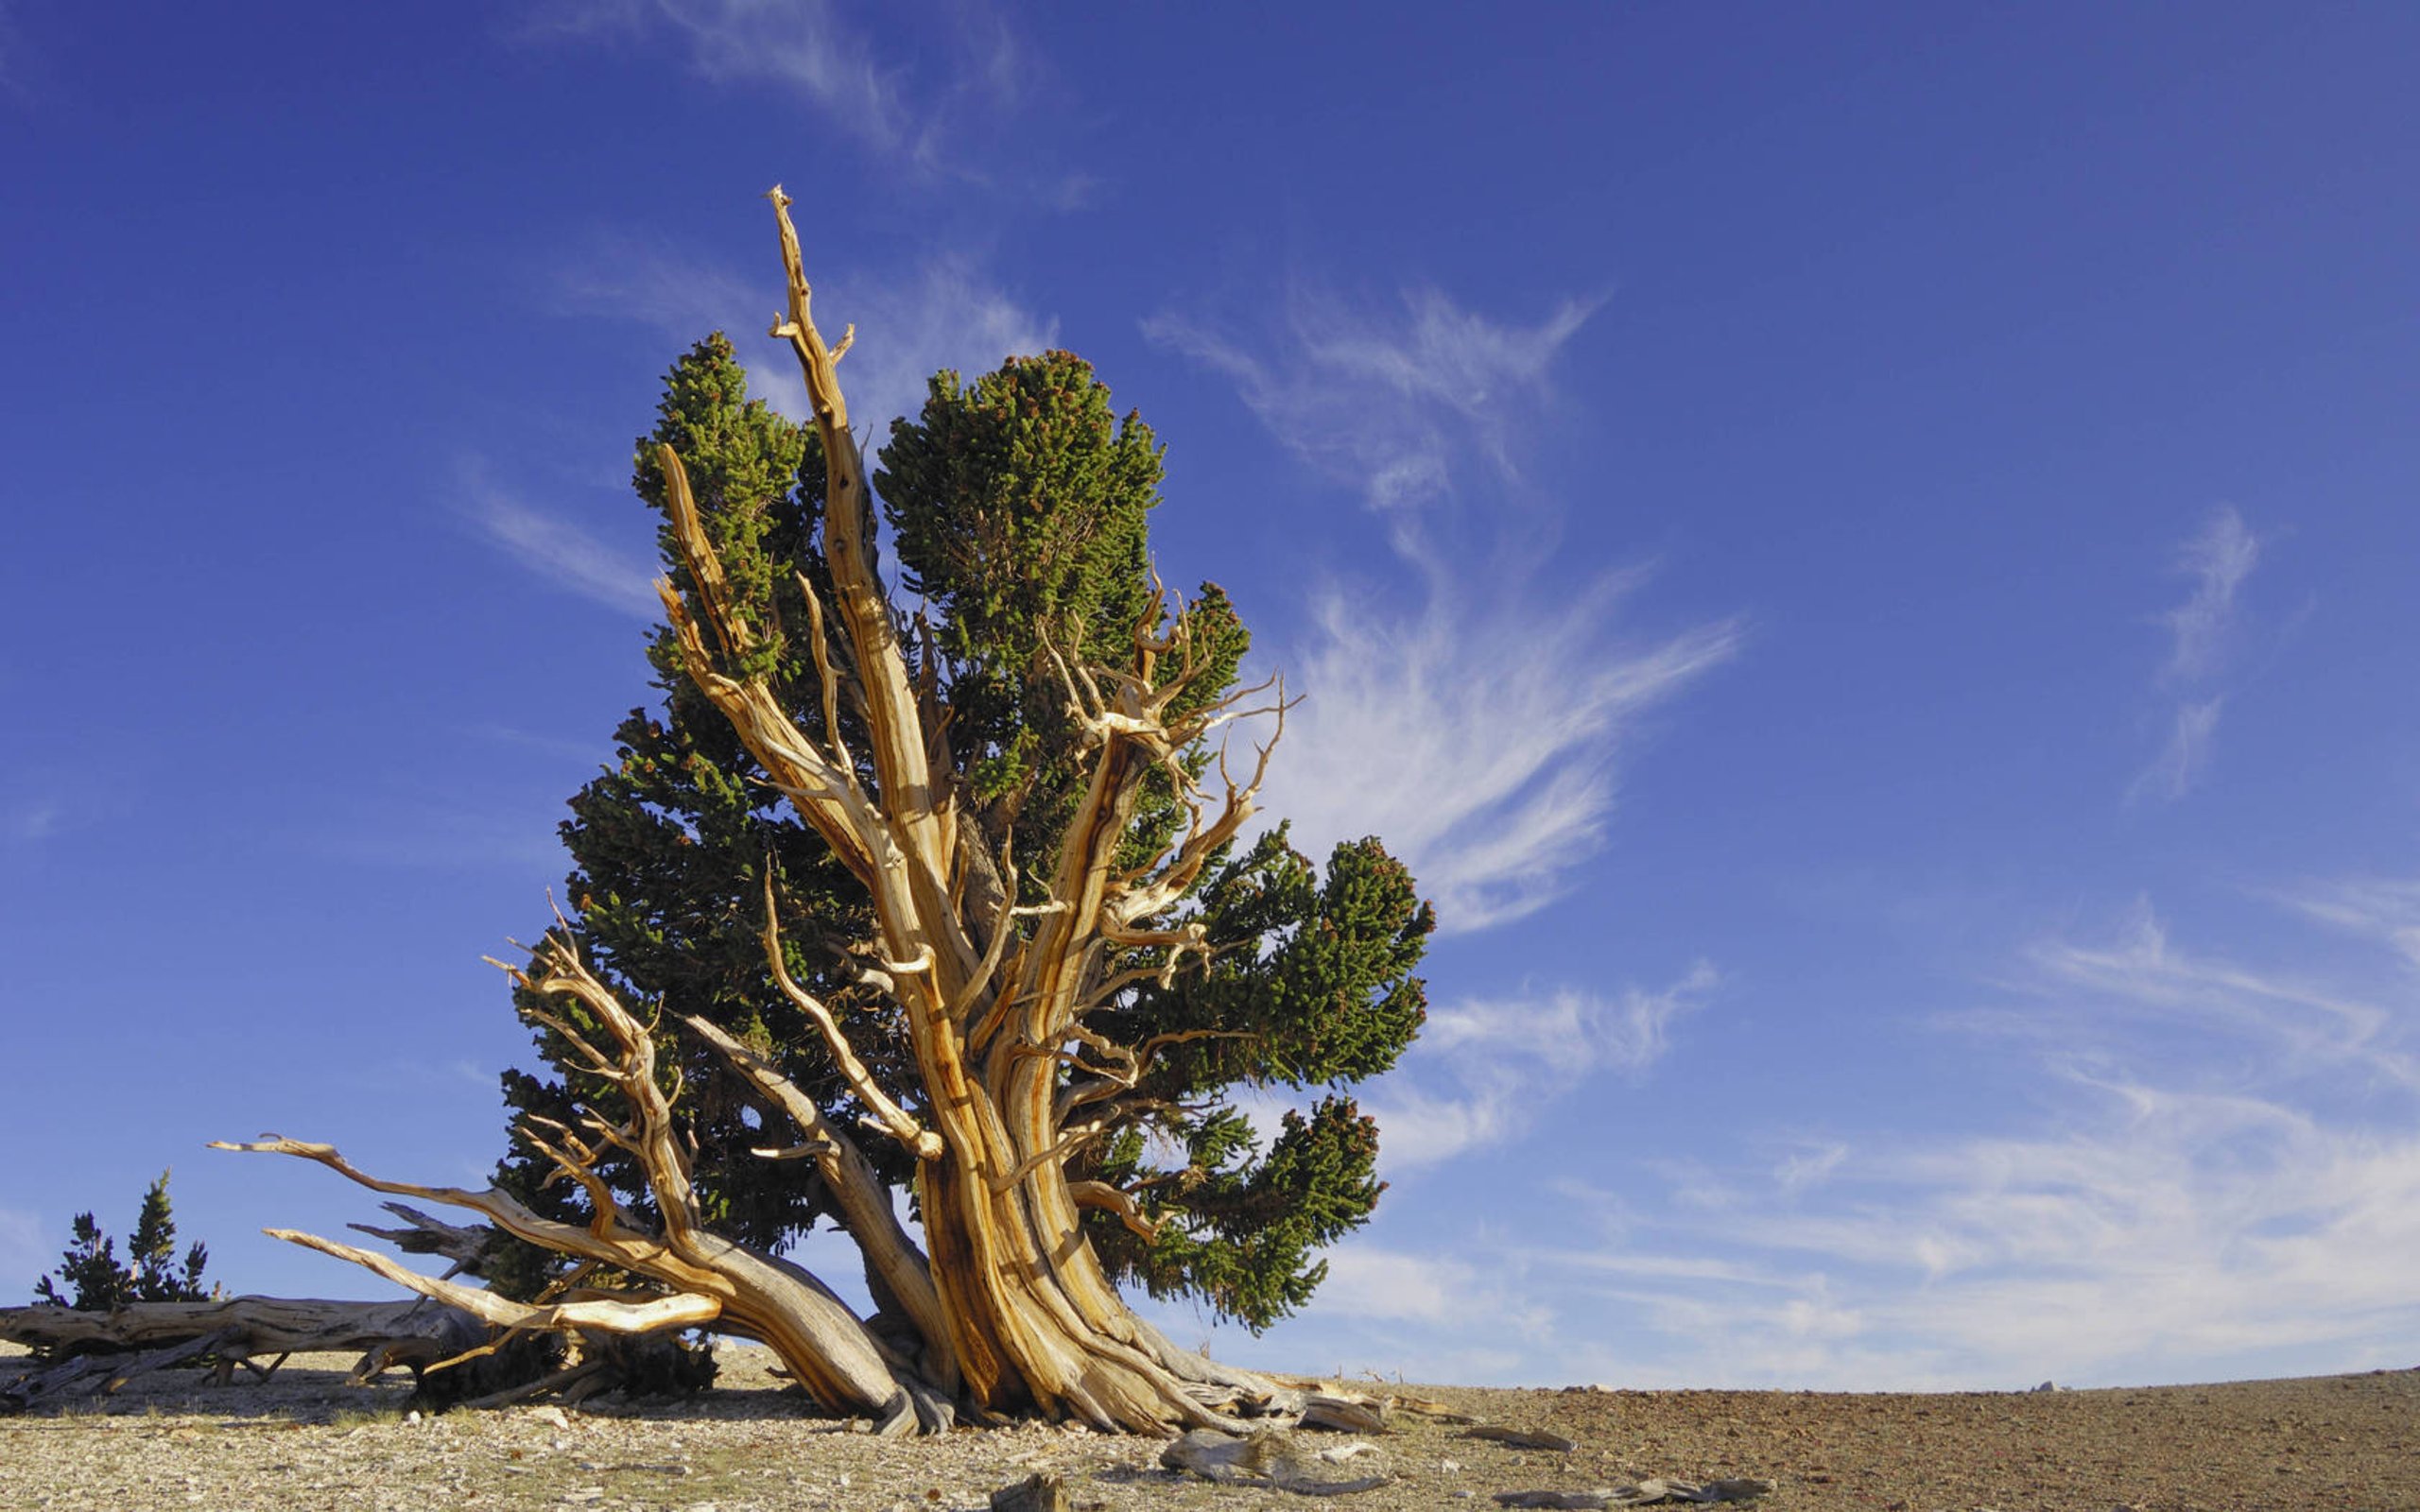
left=1495, top=1479, right=1772, bottom=1508
left=1465, top=1426, right=1581, bottom=1452
left=1302, top=1393, right=1391, bottom=1434
left=1162, top=1427, right=1392, bottom=1494
left=527, top=1405, right=572, bottom=1431
left=990, top=1470, right=1071, bottom=1512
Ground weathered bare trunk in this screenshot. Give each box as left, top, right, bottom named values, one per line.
left=0, top=1297, right=490, bottom=1414
left=666, top=186, right=1289, bottom=1432
left=0, top=1297, right=485, bottom=1361
left=226, top=185, right=1298, bottom=1434
left=216, top=933, right=949, bottom=1434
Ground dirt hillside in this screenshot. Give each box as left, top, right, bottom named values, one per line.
left=4, top=1340, right=2412, bottom=1510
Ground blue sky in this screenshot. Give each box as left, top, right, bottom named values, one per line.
left=5, top=3, right=2418, bottom=1391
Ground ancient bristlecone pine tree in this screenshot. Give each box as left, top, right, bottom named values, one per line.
left=223, top=187, right=1433, bottom=1434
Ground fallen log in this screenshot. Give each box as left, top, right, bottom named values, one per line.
left=0, top=1297, right=487, bottom=1415
left=1, top=1327, right=245, bottom=1415
left=0, top=1296, right=487, bottom=1364
left=0, top=1295, right=717, bottom=1417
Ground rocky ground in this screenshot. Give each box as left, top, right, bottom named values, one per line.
left=3, top=1340, right=2413, bottom=1511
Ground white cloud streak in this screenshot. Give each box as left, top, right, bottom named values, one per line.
left=1370, top=964, right=1718, bottom=1168
left=2161, top=506, right=2261, bottom=681
left=1276, top=579, right=1738, bottom=930
left=1503, top=893, right=2420, bottom=1389
left=818, top=257, right=1061, bottom=440
left=2130, top=695, right=2225, bottom=804
left=456, top=459, right=663, bottom=619
left=2133, top=506, right=2259, bottom=802
left=521, top=0, right=903, bottom=150
left=1586, top=1078, right=2420, bottom=1390
left=2019, top=900, right=2411, bottom=1087
left=517, top=0, right=1022, bottom=174
left=553, top=232, right=1056, bottom=436
left=1312, top=1244, right=1477, bottom=1324
left=1149, top=284, right=1737, bottom=931
left=2275, top=876, right=2420, bottom=974
left=1144, top=284, right=1596, bottom=527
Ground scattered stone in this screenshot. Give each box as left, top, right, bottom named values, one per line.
left=1495, top=1479, right=1774, bottom=1507
left=989, top=1470, right=1071, bottom=1512
left=1302, top=1393, right=1391, bottom=1434
left=1161, top=1427, right=1391, bottom=1495
left=1465, top=1425, right=1581, bottom=1452
left=527, top=1405, right=572, bottom=1431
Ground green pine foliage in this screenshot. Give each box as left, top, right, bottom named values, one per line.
left=495, top=334, right=1434, bottom=1328
left=33, top=1170, right=215, bottom=1311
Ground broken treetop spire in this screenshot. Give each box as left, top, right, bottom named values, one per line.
left=225, top=185, right=1435, bottom=1434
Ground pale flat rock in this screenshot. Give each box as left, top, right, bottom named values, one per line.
left=1162, top=1427, right=1392, bottom=1494
left=1495, top=1478, right=1773, bottom=1507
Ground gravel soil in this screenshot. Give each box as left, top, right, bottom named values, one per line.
left=4, top=1341, right=2413, bottom=1511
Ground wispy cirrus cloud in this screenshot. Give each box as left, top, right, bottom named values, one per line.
left=1492, top=891, right=2420, bottom=1390
left=1144, top=284, right=1597, bottom=533
left=817, top=256, right=1060, bottom=440
left=2132, top=506, right=2260, bottom=803
left=1369, top=964, right=1719, bottom=1169
left=1148, top=283, right=1738, bottom=932
left=2161, top=506, right=2261, bottom=679
left=455, top=457, right=662, bottom=619
left=2015, top=899, right=2413, bottom=1088
left=515, top=0, right=1024, bottom=175
left=1277, top=577, right=1737, bottom=930
left=552, top=231, right=1056, bottom=438
left=2275, top=875, right=2420, bottom=974
left=1554, top=1075, right=2420, bottom=1390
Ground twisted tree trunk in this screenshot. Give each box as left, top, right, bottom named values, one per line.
left=224, top=185, right=1296, bottom=1434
